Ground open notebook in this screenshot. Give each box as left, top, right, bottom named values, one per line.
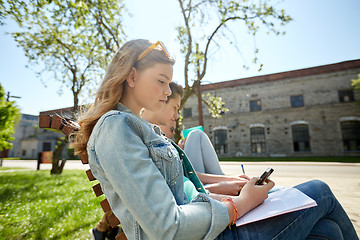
left=236, top=187, right=317, bottom=226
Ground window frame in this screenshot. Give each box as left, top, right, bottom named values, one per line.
left=338, top=90, right=355, bottom=103
left=340, top=120, right=360, bottom=152
left=250, top=127, right=266, bottom=153
left=183, top=107, right=192, bottom=118
left=249, top=99, right=262, bottom=112
left=291, top=124, right=311, bottom=152
left=214, top=129, right=228, bottom=154
left=290, top=95, right=304, bottom=108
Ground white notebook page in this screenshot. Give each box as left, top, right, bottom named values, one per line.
left=236, top=187, right=317, bottom=226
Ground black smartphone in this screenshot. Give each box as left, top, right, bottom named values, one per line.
left=256, top=168, right=274, bottom=185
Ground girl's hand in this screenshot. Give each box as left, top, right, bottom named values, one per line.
left=235, top=178, right=275, bottom=217
left=177, top=137, right=187, bottom=150
left=219, top=175, right=250, bottom=183
left=238, top=174, right=251, bottom=181
left=205, top=180, right=248, bottom=196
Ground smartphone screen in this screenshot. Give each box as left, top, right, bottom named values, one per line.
left=256, top=168, right=274, bottom=185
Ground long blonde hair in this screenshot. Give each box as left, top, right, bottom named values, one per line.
left=72, top=39, right=175, bottom=156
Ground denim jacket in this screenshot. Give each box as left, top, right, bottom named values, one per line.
left=87, top=103, right=229, bottom=240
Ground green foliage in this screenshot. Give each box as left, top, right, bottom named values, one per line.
left=0, top=0, right=4, bottom=25
left=176, top=0, right=292, bottom=119
left=202, top=92, right=229, bottom=118
left=0, top=169, right=104, bottom=239
left=66, top=146, right=78, bottom=159
left=176, top=0, right=292, bottom=82
left=352, top=74, right=360, bottom=90
left=0, top=84, right=20, bottom=151
left=3, top=0, right=127, bottom=112
left=352, top=74, right=360, bottom=106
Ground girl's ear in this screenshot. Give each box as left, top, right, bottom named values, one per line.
left=126, top=67, right=137, bottom=88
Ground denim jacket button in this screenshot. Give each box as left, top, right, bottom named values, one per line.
left=188, top=171, right=194, bottom=174
left=167, top=148, right=173, bottom=158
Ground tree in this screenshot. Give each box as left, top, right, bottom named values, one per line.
left=4, top=0, right=126, bottom=113
left=0, top=1, right=5, bottom=25
left=0, top=84, right=21, bottom=152
left=3, top=0, right=127, bottom=174
left=352, top=73, right=360, bottom=105
left=174, top=0, right=292, bottom=140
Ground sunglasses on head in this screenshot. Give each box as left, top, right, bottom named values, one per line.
left=136, top=41, right=171, bottom=61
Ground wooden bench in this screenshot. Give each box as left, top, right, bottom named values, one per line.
left=39, top=114, right=127, bottom=240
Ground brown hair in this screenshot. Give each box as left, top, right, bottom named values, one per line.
left=168, top=82, right=184, bottom=101
left=72, top=39, right=175, bottom=155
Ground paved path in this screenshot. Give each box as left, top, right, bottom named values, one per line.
left=2, top=160, right=360, bottom=235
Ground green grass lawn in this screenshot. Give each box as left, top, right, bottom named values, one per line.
left=0, top=170, right=104, bottom=240
left=219, top=156, right=360, bottom=163
left=0, top=167, right=26, bottom=171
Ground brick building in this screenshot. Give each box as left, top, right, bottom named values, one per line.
left=181, top=59, right=360, bottom=157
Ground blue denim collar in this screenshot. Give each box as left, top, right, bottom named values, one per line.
left=117, top=102, right=157, bottom=130
left=116, top=102, right=135, bottom=114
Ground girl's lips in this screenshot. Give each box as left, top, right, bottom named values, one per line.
left=159, top=100, right=166, bottom=103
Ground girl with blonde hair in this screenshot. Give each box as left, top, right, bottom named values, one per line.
left=73, top=39, right=358, bottom=240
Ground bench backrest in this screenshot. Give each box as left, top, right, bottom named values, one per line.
left=39, top=114, right=126, bottom=240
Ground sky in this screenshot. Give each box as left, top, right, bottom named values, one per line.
left=1, top=0, right=359, bottom=115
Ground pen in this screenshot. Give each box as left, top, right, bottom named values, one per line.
left=241, top=164, right=246, bottom=176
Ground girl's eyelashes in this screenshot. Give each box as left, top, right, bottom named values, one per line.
left=158, top=80, right=165, bottom=84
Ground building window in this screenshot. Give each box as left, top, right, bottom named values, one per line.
left=22, top=150, right=26, bottom=156
left=250, top=100, right=262, bottom=112
left=292, top=124, right=311, bottom=152
left=183, top=108, right=192, bottom=118
left=250, top=127, right=266, bottom=153
left=290, top=95, right=304, bottom=107
left=43, top=142, right=51, bottom=151
left=338, top=90, right=355, bottom=103
left=341, top=121, right=360, bottom=151
left=214, top=129, right=227, bottom=154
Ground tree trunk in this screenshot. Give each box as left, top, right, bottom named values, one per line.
left=50, top=138, right=67, bottom=175
left=174, top=120, right=182, bottom=144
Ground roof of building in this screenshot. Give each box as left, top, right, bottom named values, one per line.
left=39, top=59, right=360, bottom=115
left=201, top=59, right=360, bottom=91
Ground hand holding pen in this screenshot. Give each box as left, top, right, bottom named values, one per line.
left=240, top=164, right=251, bottom=180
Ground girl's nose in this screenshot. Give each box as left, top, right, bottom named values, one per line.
left=174, top=112, right=179, bottom=120
left=164, top=84, right=172, bottom=96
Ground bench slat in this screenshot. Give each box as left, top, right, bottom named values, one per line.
left=79, top=152, right=89, bottom=164
left=86, top=169, right=96, bottom=181
left=92, top=183, right=104, bottom=197
left=108, top=212, right=121, bottom=228
left=115, top=232, right=128, bottom=240
left=61, top=125, right=75, bottom=136
left=50, top=115, right=63, bottom=130
left=100, top=199, right=112, bottom=212
left=39, top=115, right=52, bottom=128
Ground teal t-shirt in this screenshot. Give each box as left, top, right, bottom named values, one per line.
left=183, top=176, right=199, bottom=201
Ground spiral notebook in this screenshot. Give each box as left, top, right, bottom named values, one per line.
left=236, top=187, right=317, bottom=226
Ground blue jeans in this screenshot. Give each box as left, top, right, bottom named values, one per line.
left=217, top=180, right=358, bottom=240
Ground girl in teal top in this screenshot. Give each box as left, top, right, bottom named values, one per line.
left=183, top=176, right=199, bottom=201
